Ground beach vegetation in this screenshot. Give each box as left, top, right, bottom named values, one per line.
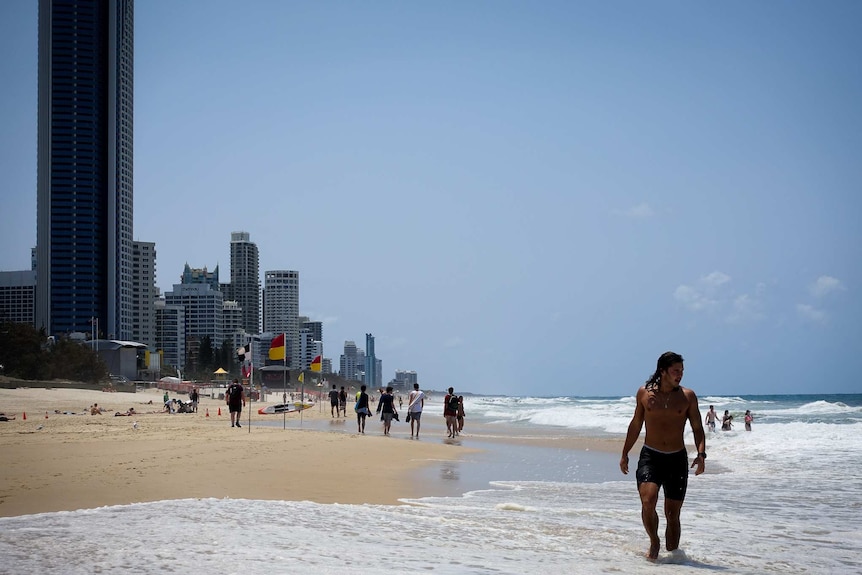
left=184, top=336, right=235, bottom=381
left=0, top=321, right=108, bottom=383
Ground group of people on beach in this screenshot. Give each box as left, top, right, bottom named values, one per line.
left=350, top=382, right=458, bottom=440
left=704, top=405, right=754, bottom=432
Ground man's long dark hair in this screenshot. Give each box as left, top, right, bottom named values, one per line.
left=645, top=351, right=684, bottom=391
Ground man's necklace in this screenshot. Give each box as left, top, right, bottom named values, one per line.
left=656, top=390, right=672, bottom=408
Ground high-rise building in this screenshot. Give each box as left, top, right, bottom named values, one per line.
left=301, top=318, right=323, bottom=343
left=131, top=241, right=156, bottom=347
left=340, top=340, right=361, bottom=382
left=299, top=327, right=323, bottom=371
left=164, top=283, right=223, bottom=370
left=182, top=264, right=219, bottom=291
left=222, top=300, right=243, bottom=338
left=263, top=270, right=299, bottom=367
left=393, top=370, right=418, bottom=392
left=0, top=271, right=37, bottom=325
left=321, top=357, right=333, bottom=375
left=230, top=232, right=260, bottom=334
left=155, top=299, right=185, bottom=370
left=364, top=333, right=379, bottom=389
left=35, top=0, right=135, bottom=339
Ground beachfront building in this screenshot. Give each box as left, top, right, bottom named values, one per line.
left=222, top=300, right=243, bottom=336
left=320, top=357, right=333, bottom=375
left=182, top=264, right=220, bottom=291
left=263, top=270, right=299, bottom=368
left=164, top=283, right=223, bottom=371
left=300, top=317, right=323, bottom=342
left=154, top=299, right=185, bottom=370
left=393, top=370, right=418, bottom=392
left=364, top=333, right=382, bottom=389
left=230, top=232, right=260, bottom=334
left=131, top=241, right=157, bottom=348
left=339, top=340, right=364, bottom=382
left=0, top=270, right=36, bottom=325
left=299, top=327, right=323, bottom=371
left=35, top=0, right=136, bottom=340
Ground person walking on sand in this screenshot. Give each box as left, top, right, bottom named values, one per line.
left=744, top=410, right=753, bottom=432
left=190, top=387, right=199, bottom=413
left=620, top=351, right=706, bottom=561
left=376, top=386, right=398, bottom=436
left=705, top=405, right=717, bottom=432
left=339, top=386, right=347, bottom=417
left=444, top=387, right=459, bottom=438
left=226, top=378, right=246, bottom=428
left=407, top=383, right=425, bottom=438
left=328, top=384, right=339, bottom=418
left=457, top=395, right=465, bottom=433
left=355, top=384, right=371, bottom=434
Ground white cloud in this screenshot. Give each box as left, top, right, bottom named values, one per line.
left=702, top=271, right=731, bottom=287
left=796, top=303, right=826, bottom=323
left=443, top=336, right=464, bottom=348
left=810, top=276, right=845, bottom=298
left=673, top=285, right=717, bottom=312
left=676, top=271, right=768, bottom=323
left=727, top=294, right=765, bottom=324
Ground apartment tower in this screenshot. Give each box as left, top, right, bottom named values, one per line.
left=35, top=0, right=135, bottom=339
left=230, top=232, right=260, bottom=334
left=263, top=270, right=299, bottom=367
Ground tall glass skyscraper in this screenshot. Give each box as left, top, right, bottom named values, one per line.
left=35, top=0, right=134, bottom=339
left=230, top=232, right=260, bottom=334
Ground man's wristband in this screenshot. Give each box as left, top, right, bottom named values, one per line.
left=698, top=451, right=707, bottom=460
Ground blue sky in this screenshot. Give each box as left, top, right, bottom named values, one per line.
left=1, top=1, right=860, bottom=397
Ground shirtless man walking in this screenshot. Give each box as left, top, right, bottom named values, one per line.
left=705, top=405, right=717, bottom=432
left=620, top=351, right=706, bottom=560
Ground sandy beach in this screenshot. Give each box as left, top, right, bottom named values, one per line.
left=0, top=386, right=474, bottom=517
left=0, top=385, right=631, bottom=519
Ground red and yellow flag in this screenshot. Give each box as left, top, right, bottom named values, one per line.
left=310, top=355, right=322, bottom=372
left=269, top=333, right=286, bottom=361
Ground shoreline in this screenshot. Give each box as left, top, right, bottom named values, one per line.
left=0, top=387, right=628, bottom=517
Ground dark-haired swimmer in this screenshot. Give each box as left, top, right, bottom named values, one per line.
left=620, top=351, right=706, bottom=560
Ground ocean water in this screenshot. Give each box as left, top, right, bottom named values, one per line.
left=1, top=394, right=859, bottom=575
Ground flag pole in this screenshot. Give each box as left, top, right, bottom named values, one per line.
left=282, top=332, right=287, bottom=430
left=248, top=341, right=252, bottom=433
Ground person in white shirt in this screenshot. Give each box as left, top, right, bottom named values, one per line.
left=407, top=383, right=425, bottom=439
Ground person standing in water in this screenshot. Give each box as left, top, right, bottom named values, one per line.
left=704, top=405, right=717, bottom=432
left=620, top=351, right=706, bottom=561
left=744, top=410, right=753, bottom=431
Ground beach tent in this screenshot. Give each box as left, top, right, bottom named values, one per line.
left=213, top=367, right=228, bottom=382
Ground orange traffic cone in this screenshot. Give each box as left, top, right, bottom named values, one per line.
left=217, top=407, right=222, bottom=416
left=205, top=409, right=210, bottom=418
left=22, top=412, right=27, bottom=420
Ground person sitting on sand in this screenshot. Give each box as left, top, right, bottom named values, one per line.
left=90, top=403, right=104, bottom=415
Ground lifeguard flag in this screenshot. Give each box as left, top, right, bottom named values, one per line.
left=269, top=334, right=286, bottom=361
left=310, top=355, right=322, bottom=372
left=237, top=344, right=251, bottom=363
left=298, top=372, right=304, bottom=384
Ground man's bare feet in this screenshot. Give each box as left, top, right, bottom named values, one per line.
left=647, top=538, right=661, bottom=560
